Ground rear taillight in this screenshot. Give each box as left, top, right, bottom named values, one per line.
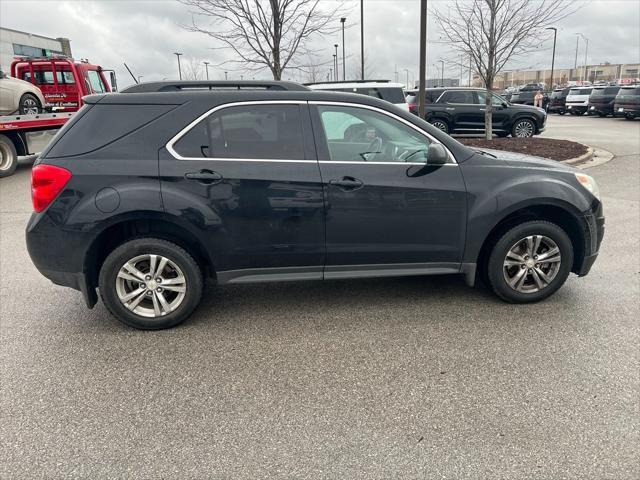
left=31, top=165, right=72, bottom=213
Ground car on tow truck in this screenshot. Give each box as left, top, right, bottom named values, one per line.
left=0, top=70, right=46, bottom=115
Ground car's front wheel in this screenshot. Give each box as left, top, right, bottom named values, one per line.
left=99, top=238, right=203, bottom=329
left=18, top=93, right=40, bottom=115
left=511, top=118, right=536, bottom=138
left=429, top=119, right=449, bottom=134
left=487, top=221, right=573, bottom=303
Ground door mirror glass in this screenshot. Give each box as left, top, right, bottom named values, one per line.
left=427, top=143, right=448, bottom=165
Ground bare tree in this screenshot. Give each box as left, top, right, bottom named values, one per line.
left=183, top=58, right=204, bottom=80
left=434, top=0, right=578, bottom=139
left=179, top=0, right=345, bottom=80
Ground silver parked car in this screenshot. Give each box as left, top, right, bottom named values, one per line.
left=0, top=70, right=46, bottom=115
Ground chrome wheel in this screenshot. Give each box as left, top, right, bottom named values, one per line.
left=0, top=143, right=10, bottom=171
left=430, top=120, right=448, bottom=133
left=503, top=235, right=561, bottom=293
left=513, top=120, right=534, bottom=138
left=115, top=254, right=187, bottom=318
left=21, top=97, right=39, bottom=115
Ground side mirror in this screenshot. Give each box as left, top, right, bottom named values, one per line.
left=427, top=143, right=448, bottom=165
left=502, top=101, right=509, bottom=108
left=109, top=71, right=118, bottom=92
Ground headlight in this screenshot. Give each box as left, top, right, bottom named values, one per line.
left=575, top=173, right=600, bottom=200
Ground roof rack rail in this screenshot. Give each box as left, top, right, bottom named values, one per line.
left=120, top=80, right=310, bottom=93
left=303, top=79, right=392, bottom=86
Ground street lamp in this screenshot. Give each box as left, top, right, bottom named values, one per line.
left=203, top=61, right=210, bottom=80
left=439, top=59, right=445, bottom=85
left=574, top=33, right=589, bottom=83
left=224, top=71, right=228, bottom=80
left=340, top=18, right=346, bottom=81
left=334, top=44, right=339, bottom=81
left=546, top=27, right=557, bottom=89
left=404, top=68, right=410, bottom=89
left=173, top=52, right=183, bottom=80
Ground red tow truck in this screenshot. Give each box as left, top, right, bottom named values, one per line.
left=0, top=56, right=117, bottom=178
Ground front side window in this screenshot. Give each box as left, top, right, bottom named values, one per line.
left=86, top=70, right=107, bottom=93
left=317, top=105, right=432, bottom=163
left=172, top=104, right=305, bottom=160
left=476, top=91, right=506, bottom=106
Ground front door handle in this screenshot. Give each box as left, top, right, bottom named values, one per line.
left=445, top=107, right=455, bottom=111
left=184, top=170, right=223, bottom=184
left=329, top=176, right=363, bottom=191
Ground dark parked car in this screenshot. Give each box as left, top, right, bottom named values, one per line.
left=588, top=86, right=621, bottom=117
left=614, top=86, right=640, bottom=119
left=419, top=87, right=546, bottom=137
left=26, top=83, right=604, bottom=329
left=405, top=89, right=443, bottom=116
left=510, top=83, right=549, bottom=108
left=547, top=87, right=571, bottom=115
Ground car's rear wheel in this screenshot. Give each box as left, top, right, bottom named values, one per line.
left=511, top=119, right=535, bottom=138
left=487, top=221, right=573, bottom=303
left=18, top=93, right=40, bottom=115
left=0, top=134, right=18, bottom=178
left=558, top=110, right=565, bottom=115
left=429, top=119, right=449, bottom=134
left=99, top=238, right=203, bottom=329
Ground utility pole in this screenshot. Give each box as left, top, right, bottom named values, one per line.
left=173, top=52, right=183, bottom=80
left=459, top=54, right=463, bottom=87
left=360, top=0, right=364, bottom=80
left=573, top=35, right=579, bottom=80
left=340, top=18, right=346, bottom=81
left=468, top=55, right=472, bottom=86
left=334, top=44, right=339, bottom=81
left=418, top=0, right=427, bottom=118
left=439, top=59, right=445, bottom=85
left=203, top=61, right=210, bottom=80
left=333, top=54, right=337, bottom=81
left=224, top=71, right=228, bottom=80
left=546, top=27, right=557, bottom=89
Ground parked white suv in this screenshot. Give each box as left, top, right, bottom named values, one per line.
left=305, top=80, right=409, bottom=111
left=0, top=70, right=46, bottom=115
left=565, top=87, right=593, bottom=116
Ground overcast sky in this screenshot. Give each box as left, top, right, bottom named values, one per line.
left=1, top=0, right=639, bottom=88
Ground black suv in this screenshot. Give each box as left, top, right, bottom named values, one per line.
left=420, top=87, right=546, bottom=137
left=614, top=86, right=640, bottom=119
left=548, top=87, right=571, bottom=115
left=588, top=86, right=621, bottom=117
left=26, top=82, right=604, bottom=329
left=510, top=83, right=549, bottom=108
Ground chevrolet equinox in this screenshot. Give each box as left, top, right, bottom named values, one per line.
left=26, top=81, right=604, bottom=329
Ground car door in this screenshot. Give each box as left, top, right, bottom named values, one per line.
left=310, top=102, right=467, bottom=277
left=159, top=101, right=326, bottom=283
left=439, top=90, right=479, bottom=130
left=476, top=91, right=510, bottom=132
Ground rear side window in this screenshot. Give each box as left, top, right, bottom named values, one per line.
left=441, top=90, right=474, bottom=104
left=352, top=87, right=406, bottom=104
left=172, top=104, right=305, bottom=160
left=604, top=87, right=620, bottom=95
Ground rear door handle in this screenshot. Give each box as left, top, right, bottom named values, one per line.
left=184, top=170, right=223, bottom=184
left=329, top=176, right=363, bottom=191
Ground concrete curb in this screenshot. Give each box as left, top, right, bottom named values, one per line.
left=561, top=145, right=593, bottom=166
left=560, top=144, right=615, bottom=170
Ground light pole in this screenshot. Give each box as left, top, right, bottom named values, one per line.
left=334, top=44, right=339, bottom=81
left=360, top=0, right=364, bottom=80
left=173, top=52, right=183, bottom=80
left=224, top=71, right=228, bottom=80
left=580, top=34, right=589, bottom=82
left=203, top=61, right=210, bottom=80
left=340, top=18, right=346, bottom=81
left=546, top=27, right=557, bottom=89
left=333, top=54, right=337, bottom=81
left=439, top=59, right=445, bottom=85
left=418, top=0, right=427, bottom=118
left=404, top=68, right=409, bottom=89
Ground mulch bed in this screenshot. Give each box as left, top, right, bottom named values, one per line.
left=458, top=137, right=589, bottom=161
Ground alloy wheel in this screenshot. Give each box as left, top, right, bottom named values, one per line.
left=22, top=97, right=39, bottom=115
left=513, top=120, right=534, bottom=138
left=430, top=120, right=448, bottom=133
left=503, top=235, right=561, bottom=293
left=115, top=254, right=187, bottom=317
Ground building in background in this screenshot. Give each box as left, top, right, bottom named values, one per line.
left=473, top=63, right=640, bottom=89
left=0, top=27, right=72, bottom=73
left=423, top=78, right=460, bottom=88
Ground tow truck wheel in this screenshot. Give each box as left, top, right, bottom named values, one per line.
left=0, top=134, right=18, bottom=178
left=19, top=93, right=40, bottom=116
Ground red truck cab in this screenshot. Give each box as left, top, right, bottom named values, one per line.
left=10, top=56, right=116, bottom=112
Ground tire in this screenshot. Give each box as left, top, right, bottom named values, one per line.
left=487, top=221, right=573, bottom=303
left=624, top=115, right=635, bottom=121
left=429, top=119, right=449, bottom=134
left=0, top=134, right=18, bottom=178
left=99, top=238, right=203, bottom=329
left=598, top=112, right=607, bottom=118
left=511, top=118, right=535, bottom=138
left=18, top=93, right=40, bottom=115
left=558, top=110, right=565, bottom=115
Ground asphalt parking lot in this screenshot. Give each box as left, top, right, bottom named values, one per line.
left=1, top=115, right=638, bottom=478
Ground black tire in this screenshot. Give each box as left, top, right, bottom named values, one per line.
left=0, top=134, right=18, bottom=178
left=429, top=119, right=449, bottom=134
left=99, top=238, right=203, bottom=329
left=511, top=118, right=535, bottom=138
left=624, top=115, right=635, bottom=121
left=18, top=93, right=40, bottom=115
left=487, top=221, right=573, bottom=303
left=558, top=110, right=566, bottom=115
left=598, top=112, right=607, bottom=118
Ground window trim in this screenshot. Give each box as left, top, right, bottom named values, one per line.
left=166, top=100, right=314, bottom=163
left=166, top=100, right=457, bottom=165
left=309, top=101, right=457, bottom=165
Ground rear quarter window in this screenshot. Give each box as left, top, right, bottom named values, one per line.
left=43, top=104, right=175, bottom=158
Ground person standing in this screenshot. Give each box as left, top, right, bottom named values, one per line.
left=534, top=90, right=544, bottom=108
